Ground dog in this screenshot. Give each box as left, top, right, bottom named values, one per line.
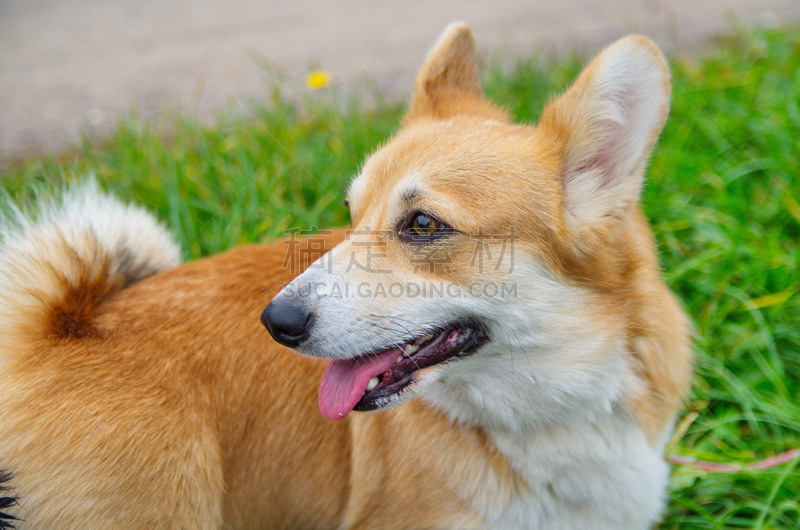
left=0, top=23, right=691, bottom=529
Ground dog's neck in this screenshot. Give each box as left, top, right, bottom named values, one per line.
left=420, top=332, right=638, bottom=432
left=417, top=344, right=672, bottom=529
left=475, top=405, right=670, bottom=529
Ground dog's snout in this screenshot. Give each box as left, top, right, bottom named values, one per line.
left=261, top=299, right=311, bottom=348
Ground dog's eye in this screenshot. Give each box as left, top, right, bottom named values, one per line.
left=412, top=214, right=439, bottom=237
left=400, top=213, right=451, bottom=242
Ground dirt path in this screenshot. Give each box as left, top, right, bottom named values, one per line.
left=1, top=0, right=797, bottom=162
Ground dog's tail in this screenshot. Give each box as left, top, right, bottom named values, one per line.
left=0, top=180, right=181, bottom=365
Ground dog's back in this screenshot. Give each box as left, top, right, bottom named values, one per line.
left=0, top=184, right=350, bottom=528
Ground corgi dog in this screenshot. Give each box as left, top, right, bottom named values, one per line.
left=0, top=23, right=691, bottom=529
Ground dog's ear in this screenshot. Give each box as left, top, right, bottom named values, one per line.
left=539, top=36, right=671, bottom=225
left=404, top=23, right=508, bottom=124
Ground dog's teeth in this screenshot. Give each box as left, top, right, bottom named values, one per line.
left=415, top=334, right=433, bottom=345
left=366, top=377, right=379, bottom=391
left=396, top=355, right=404, bottom=364
left=403, top=343, right=418, bottom=355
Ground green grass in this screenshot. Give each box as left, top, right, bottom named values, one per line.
left=2, top=25, right=799, bottom=530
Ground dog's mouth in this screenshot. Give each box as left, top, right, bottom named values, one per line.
left=318, top=321, right=487, bottom=420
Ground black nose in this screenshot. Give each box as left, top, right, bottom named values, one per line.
left=261, top=299, right=312, bottom=348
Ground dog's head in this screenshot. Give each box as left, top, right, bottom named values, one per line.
left=263, top=23, right=679, bottom=432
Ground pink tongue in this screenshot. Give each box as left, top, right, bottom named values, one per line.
left=318, top=347, right=402, bottom=420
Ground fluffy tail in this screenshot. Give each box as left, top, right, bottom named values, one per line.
left=0, top=181, right=181, bottom=364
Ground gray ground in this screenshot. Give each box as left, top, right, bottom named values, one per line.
left=1, top=0, right=798, bottom=163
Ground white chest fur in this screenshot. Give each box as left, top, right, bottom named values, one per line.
left=476, top=412, right=669, bottom=530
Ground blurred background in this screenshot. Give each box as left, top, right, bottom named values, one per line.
left=1, top=0, right=798, bottom=162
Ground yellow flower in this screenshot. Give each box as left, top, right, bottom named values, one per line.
left=305, top=69, right=331, bottom=90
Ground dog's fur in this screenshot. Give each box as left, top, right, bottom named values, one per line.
left=0, top=24, right=691, bottom=529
